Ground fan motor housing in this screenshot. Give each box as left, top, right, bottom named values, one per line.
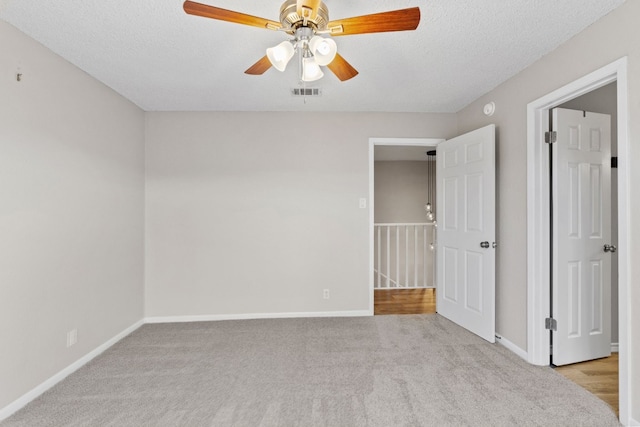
left=279, top=0, right=329, bottom=32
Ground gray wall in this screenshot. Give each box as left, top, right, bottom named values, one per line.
left=144, top=113, right=458, bottom=317
left=374, top=161, right=434, bottom=223
left=0, top=22, right=145, bottom=410
left=559, top=83, right=618, bottom=344
left=455, top=1, right=640, bottom=419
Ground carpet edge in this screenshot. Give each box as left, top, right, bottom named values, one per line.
left=0, top=319, right=144, bottom=422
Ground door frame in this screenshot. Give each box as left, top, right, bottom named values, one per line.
left=526, top=57, right=630, bottom=423
left=368, top=137, right=444, bottom=314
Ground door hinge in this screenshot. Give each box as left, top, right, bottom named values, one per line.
left=545, top=317, right=557, bottom=331
left=544, top=131, right=557, bottom=144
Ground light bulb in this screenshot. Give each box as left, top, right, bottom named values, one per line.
left=301, top=57, right=323, bottom=82
left=273, top=50, right=285, bottom=62
left=308, top=36, right=337, bottom=66
left=316, top=40, right=330, bottom=55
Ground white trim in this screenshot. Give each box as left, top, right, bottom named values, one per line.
left=495, top=334, right=528, bottom=361
left=368, top=137, right=444, bottom=315
left=629, top=418, right=640, bottom=427
left=144, top=310, right=371, bottom=324
left=0, top=319, right=144, bottom=422
left=369, top=138, right=442, bottom=146
left=611, top=343, right=619, bottom=353
left=526, top=57, right=630, bottom=425
left=374, top=222, right=436, bottom=226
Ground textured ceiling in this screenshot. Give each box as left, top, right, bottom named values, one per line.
left=0, top=0, right=624, bottom=112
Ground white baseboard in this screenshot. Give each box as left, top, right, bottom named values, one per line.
left=611, top=342, right=619, bottom=353
left=629, top=417, right=639, bottom=427
left=1, top=310, right=371, bottom=421
left=145, top=310, right=372, bottom=324
left=0, top=319, right=143, bottom=422
left=495, top=334, right=528, bottom=361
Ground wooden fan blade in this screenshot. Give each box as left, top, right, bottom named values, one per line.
left=327, top=53, right=358, bottom=81
left=184, top=1, right=282, bottom=31
left=327, top=7, right=420, bottom=36
left=245, top=55, right=272, bottom=75
left=297, top=0, right=322, bottom=21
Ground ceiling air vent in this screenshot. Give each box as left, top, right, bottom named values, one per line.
left=291, top=88, right=322, bottom=97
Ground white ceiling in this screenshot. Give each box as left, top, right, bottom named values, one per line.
left=0, top=0, right=624, bottom=112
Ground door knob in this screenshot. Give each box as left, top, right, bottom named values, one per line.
left=480, top=241, right=490, bottom=249
left=604, top=244, right=617, bottom=253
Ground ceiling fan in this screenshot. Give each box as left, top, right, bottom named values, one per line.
left=183, top=0, right=421, bottom=82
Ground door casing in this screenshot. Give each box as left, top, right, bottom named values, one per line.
left=526, top=57, right=630, bottom=424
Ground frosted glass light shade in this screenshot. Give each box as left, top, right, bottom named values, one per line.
left=301, top=57, right=323, bottom=82
left=266, top=41, right=295, bottom=72
left=309, top=36, right=337, bottom=66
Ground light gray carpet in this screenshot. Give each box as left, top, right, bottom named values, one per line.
left=2, top=315, right=620, bottom=426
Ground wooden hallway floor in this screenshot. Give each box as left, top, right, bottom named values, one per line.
left=555, top=353, right=619, bottom=417
left=374, top=288, right=436, bottom=315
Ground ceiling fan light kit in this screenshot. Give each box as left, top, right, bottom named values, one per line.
left=183, top=0, right=420, bottom=83
left=267, top=27, right=335, bottom=82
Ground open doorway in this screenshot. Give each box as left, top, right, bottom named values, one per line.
left=368, top=138, right=442, bottom=315
left=373, top=145, right=437, bottom=315
left=369, top=126, right=497, bottom=345
left=554, top=83, right=619, bottom=359
left=548, top=83, right=619, bottom=416
left=526, top=58, right=630, bottom=423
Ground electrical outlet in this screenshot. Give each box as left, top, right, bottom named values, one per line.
left=67, top=329, right=78, bottom=348
left=359, top=198, right=367, bottom=209
left=323, top=289, right=330, bottom=299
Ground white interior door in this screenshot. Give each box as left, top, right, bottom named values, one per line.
left=436, top=125, right=495, bottom=343
left=552, top=108, right=612, bottom=366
